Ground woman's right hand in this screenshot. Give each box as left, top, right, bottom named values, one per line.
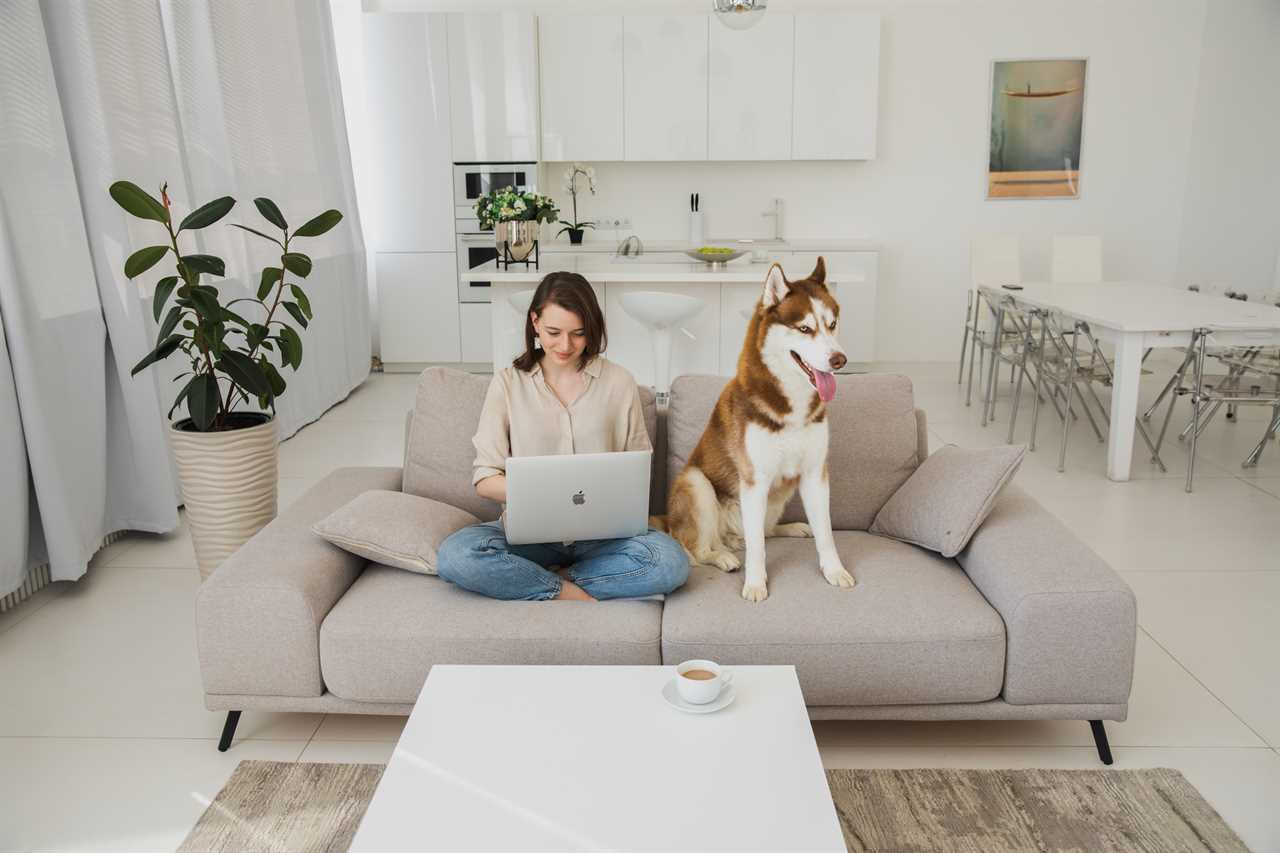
left=475, top=473, right=507, bottom=504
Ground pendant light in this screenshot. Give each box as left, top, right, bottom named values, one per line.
left=712, top=0, right=768, bottom=31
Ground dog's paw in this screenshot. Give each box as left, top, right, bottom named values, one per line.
left=722, top=533, right=745, bottom=551
left=706, top=550, right=741, bottom=573
left=772, top=522, right=812, bottom=538
left=741, top=581, right=769, bottom=602
left=823, top=566, right=856, bottom=589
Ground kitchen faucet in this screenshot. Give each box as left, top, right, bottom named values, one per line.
left=761, top=197, right=783, bottom=241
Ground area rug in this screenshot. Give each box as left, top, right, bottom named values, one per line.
left=181, top=761, right=1249, bottom=852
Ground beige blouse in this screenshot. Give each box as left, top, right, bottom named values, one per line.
left=472, top=356, right=652, bottom=486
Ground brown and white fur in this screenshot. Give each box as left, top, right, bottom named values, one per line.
left=663, top=258, right=853, bottom=602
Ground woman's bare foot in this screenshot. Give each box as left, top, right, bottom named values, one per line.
left=555, top=579, right=595, bottom=601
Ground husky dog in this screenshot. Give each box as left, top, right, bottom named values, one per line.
left=665, top=258, right=853, bottom=602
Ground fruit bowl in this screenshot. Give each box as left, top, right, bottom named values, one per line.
left=684, top=246, right=748, bottom=265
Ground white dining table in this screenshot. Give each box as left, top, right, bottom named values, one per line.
left=977, top=282, right=1280, bottom=481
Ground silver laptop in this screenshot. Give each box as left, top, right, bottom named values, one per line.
left=503, top=450, right=652, bottom=545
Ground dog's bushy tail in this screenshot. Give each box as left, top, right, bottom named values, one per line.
left=647, top=514, right=669, bottom=532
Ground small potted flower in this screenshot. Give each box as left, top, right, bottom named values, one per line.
left=474, top=187, right=559, bottom=261
left=557, top=163, right=596, bottom=245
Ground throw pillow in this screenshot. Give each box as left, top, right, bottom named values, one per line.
left=312, top=490, right=480, bottom=575
left=869, top=444, right=1025, bottom=558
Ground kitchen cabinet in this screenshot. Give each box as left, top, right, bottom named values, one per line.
left=623, top=16, right=708, bottom=161
left=377, top=252, right=461, bottom=365
left=458, top=303, right=493, bottom=364
left=539, top=16, right=624, bottom=161
left=363, top=13, right=454, bottom=252
left=792, top=13, right=880, bottom=160
left=709, top=13, right=794, bottom=161
left=447, top=13, right=539, bottom=162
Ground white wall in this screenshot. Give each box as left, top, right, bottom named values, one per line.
left=1175, top=0, right=1280, bottom=298
left=538, top=0, right=1209, bottom=361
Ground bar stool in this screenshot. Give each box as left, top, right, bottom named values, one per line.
left=618, top=291, right=703, bottom=401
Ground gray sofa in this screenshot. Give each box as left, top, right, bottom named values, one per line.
left=197, top=368, right=1136, bottom=762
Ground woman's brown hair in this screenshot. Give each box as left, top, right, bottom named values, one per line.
left=513, top=272, right=607, bottom=372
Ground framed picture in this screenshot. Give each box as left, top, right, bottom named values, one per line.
left=987, top=58, right=1088, bottom=199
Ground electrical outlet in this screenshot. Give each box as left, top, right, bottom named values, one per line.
left=595, top=215, right=631, bottom=230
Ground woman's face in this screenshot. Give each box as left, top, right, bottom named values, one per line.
left=532, top=302, right=587, bottom=366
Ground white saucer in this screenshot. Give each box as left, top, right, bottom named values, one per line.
left=661, top=679, right=736, bottom=714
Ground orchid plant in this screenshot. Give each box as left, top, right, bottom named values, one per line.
left=473, top=186, right=559, bottom=231
left=557, top=163, right=596, bottom=238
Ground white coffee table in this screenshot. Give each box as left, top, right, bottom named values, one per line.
left=350, top=665, right=845, bottom=852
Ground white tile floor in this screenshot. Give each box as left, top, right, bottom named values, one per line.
left=2, top=361, right=1278, bottom=852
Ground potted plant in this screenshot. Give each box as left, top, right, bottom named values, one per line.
left=474, top=186, right=558, bottom=260
left=557, top=163, right=596, bottom=245
left=111, top=180, right=342, bottom=581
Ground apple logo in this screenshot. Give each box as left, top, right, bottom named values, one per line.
left=572, top=490, right=585, bottom=506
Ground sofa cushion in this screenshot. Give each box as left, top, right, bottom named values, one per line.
left=403, top=367, right=664, bottom=519
left=871, top=444, right=1025, bottom=558
left=666, top=374, right=922, bottom=530
left=660, top=532, right=1006, bottom=706
left=320, top=565, right=663, bottom=703
left=311, top=490, right=480, bottom=575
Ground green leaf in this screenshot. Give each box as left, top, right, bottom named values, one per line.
left=130, top=334, right=183, bottom=376
left=157, top=304, right=183, bottom=341
left=221, top=307, right=250, bottom=327
left=258, top=267, right=282, bottom=300
left=289, top=284, right=312, bottom=319
left=124, top=245, right=170, bottom=278
left=282, top=301, right=308, bottom=329
left=217, top=349, right=272, bottom=396
left=247, top=323, right=269, bottom=349
left=282, top=252, right=312, bottom=278
left=260, top=358, right=286, bottom=396
left=277, top=325, right=303, bottom=370
left=187, top=373, right=220, bottom=430
left=254, top=197, right=288, bottom=230
left=292, top=209, right=342, bottom=237
left=180, top=254, right=226, bottom=277
left=152, top=276, right=179, bottom=322
left=229, top=223, right=284, bottom=248
left=168, top=374, right=196, bottom=418
left=186, top=287, right=220, bottom=317
left=178, top=196, right=235, bottom=231
left=109, top=181, right=168, bottom=223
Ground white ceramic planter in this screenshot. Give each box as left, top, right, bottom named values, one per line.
left=170, top=415, right=278, bottom=581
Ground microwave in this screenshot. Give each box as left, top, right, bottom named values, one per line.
left=453, top=162, right=537, bottom=220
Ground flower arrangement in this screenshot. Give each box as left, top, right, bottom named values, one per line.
left=557, top=163, right=596, bottom=243
left=473, top=186, right=558, bottom=231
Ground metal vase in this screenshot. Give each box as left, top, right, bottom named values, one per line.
left=496, top=220, right=539, bottom=261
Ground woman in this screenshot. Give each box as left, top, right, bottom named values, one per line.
left=436, top=272, right=690, bottom=601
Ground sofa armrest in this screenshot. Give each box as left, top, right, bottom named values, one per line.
left=196, top=466, right=403, bottom=699
left=956, top=484, right=1136, bottom=707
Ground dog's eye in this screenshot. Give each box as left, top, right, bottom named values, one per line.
left=828, top=321, right=837, bottom=331
left=797, top=324, right=812, bottom=334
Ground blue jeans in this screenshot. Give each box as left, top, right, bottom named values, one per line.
left=436, top=522, right=690, bottom=601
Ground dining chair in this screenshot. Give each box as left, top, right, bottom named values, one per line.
left=1051, top=235, right=1103, bottom=284
left=1150, top=329, right=1280, bottom=492
left=962, top=235, right=1022, bottom=408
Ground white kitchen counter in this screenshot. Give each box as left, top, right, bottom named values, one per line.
left=465, top=257, right=866, bottom=283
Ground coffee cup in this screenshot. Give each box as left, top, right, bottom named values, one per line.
left=675, top=659, right=734, bottom=705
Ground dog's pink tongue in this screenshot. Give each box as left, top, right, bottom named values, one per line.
left=814, top=369, right=837, bottom=402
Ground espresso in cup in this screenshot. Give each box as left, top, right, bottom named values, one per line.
left=676, top=659, right=733, bottom=704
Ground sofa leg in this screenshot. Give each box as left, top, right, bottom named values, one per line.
left=218, top=711, right=241, bottom=752
left=1089, top=720, right=1113, bottom=765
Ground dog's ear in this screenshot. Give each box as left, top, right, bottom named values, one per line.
left=762, top=263, right=790, bottom=307
left=809, top=256, right=827, bottom=284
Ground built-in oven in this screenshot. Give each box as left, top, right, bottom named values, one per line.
left=456, top=219, right=499, bottom=303
left=453, top=162, right=537, bottom=220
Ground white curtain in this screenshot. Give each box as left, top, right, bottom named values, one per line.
left=0, top=0, right=370, bottom=600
